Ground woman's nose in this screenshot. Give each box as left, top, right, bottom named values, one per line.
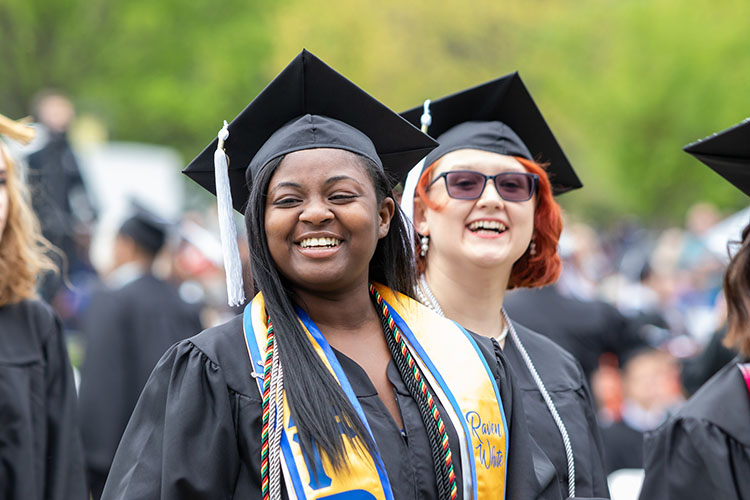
left=299, top=199, right=334, bottom=225
left=476, top=178, right=505, bottom=209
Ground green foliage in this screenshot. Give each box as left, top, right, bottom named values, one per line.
left=268, top=0, right=750, bottom=223
left=2, top=0, right=748, bottom=224
left=0, top=0, right=276, bottom=157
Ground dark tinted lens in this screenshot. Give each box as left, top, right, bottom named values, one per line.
left=444, top=171, right=486, bottom=199
left=495, top=173, right=533, bottom=201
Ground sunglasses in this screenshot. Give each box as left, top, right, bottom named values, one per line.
left=428, top=170, right=539, bottom=201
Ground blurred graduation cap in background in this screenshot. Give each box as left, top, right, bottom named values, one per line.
left=684, top=118, right=750, bottom=197
left=400, top=71, right=582, bottom=195
left=183, top=49, right=437, bottom=305
left=117, top=199, right=171, bottom=257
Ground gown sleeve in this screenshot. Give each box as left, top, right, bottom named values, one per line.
left=101, top=340, right=242, bottom=500
left=639, top=417, right=750, bottom=500
left=42, top=306, right=88, bottom=500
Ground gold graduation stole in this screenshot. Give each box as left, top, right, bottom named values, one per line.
left=243, top=283, right=508, bottom=500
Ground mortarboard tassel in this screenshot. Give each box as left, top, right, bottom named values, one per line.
left=214, top=121, right=246, bottom=306
left=420, top=99, right=432, bottom=134
left=400, top=99, right=433, bottom=241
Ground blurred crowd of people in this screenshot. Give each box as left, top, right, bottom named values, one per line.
left=507, top=203, right=741, bottom=479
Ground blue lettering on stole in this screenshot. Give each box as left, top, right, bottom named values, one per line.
left=289, top=415, right=333, bottom=489
left=465, top=411, right=504, bottom=469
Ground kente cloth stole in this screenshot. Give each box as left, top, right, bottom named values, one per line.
left=243, top=283, right=508, bottom=500
left=738, top=362, right=750, bottom=397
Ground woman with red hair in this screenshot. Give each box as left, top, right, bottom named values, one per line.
left=400, top=74, right=609, bottom=500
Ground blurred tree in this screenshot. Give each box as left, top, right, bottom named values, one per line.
left=268, top=0, right=750, bottom=223
left=2, top=0, right=748, bottom=223
left=0, top=0, right=277, bottom=163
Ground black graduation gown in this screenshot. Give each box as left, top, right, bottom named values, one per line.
left=599, top=420, right=643, bottom=474
left=0, top=299, right=87, bottom=500
left=681, top=326, right=737, bottom=396
left=101, top=314, right=545, bottom=500
left=503, top=321, right=610, bottom=499
left=639, top=357, right=750, bottom=500
left=77, top=273, right=203, bottom=495
left=504, top=286, right=644, bottom=381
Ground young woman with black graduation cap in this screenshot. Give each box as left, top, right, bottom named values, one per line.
left=101, top=50, right=543, bottom=500
left=0, top=113, right=87, bottom=500
left=400, top=75, right=610, bottom=500
left=638, top=119, right=750, bottom=500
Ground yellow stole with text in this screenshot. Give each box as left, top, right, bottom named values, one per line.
left=243, top=283, right=508, bottom=500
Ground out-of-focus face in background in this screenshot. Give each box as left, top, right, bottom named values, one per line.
left=622, top=349, right=682, bottom=412
left=36, top=94, right=75, bottom=134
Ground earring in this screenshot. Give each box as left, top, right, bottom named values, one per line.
left=529, top=239, right=537, bottom=256
left=420, top=235, right=430, bottom=257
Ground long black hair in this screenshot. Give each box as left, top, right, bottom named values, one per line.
left=245, top=151, right=416, bottom=471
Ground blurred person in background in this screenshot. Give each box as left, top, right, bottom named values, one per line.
left=77, top=203, right=203, bottom=499
left=680, top=323, right=736, bottom=395
left=599, top=348, right=681, bottom=475
left=26, top=89, right=97, bottom=305
left=505, top=221, right=646, bottom=384
left=402, top=74, right=610, bottom=499
left=0, top=113, right=87, bottom=500
left=171, top=213, right=250, bottom=326
left=555, top=223, right=610, bottom=301
left=639, top=120, right=750, bottom=500
left=504, top=281, right=644, bottom=384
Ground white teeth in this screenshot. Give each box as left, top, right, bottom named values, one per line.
left=299, top=237, right=341, bottom=248
left=468, top=220, right=506, bottom=232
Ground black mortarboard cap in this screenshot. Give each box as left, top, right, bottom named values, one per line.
left=683, top=118, right=750, bottom=197
left=401, top=72, right=582, bottom=195
left=118, top=201, right=168, bottom=256
left=183, top=49, right=437, bottom=213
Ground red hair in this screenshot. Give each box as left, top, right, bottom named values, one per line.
left=414, top=156, right=562, bottom=289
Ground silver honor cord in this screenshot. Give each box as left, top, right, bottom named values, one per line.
left=417, top=275, right=576, bottom=498
left=501, top=309, right=576, bottom=499
left=268, top=341, right=285, bottom=500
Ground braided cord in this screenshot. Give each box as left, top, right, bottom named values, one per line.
left=268, top=338, right=285, bottom=500
left=260, top=319, right=283, bottom=500
left=370, top=285, right=458, bottom=500
left=502, top=309, right=576, bottom=499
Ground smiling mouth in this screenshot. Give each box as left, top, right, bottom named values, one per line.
left=297, top=237, right=342, bottom=248
left=467, top=220, right=507, bottom=234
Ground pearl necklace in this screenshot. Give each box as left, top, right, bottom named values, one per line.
left=417, top=275, right=508, bottom=343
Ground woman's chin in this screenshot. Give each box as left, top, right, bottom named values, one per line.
left=284, top=270, right=365, bottom=295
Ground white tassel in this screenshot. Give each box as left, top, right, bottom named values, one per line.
left=214, top=120, right=246, bottom=306
left=400, top=158, right=425, bottom=248
left=420, top=99, right=432, bottom=133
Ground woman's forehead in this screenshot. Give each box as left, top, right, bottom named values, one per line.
left=432, top=149, right=526, bottom=176
left=271, top=148, right=371, bottom=184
